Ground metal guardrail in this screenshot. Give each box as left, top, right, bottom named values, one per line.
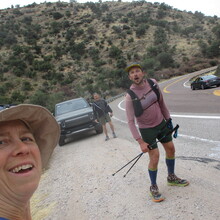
left=188, top=66, right=217, bottom=83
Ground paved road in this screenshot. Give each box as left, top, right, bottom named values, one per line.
left=112, top=66, right=220, bottom=145
left=160, top=67, right=220, bottom=114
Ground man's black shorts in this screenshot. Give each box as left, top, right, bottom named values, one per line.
left=139, top=119, right=172, bottom=149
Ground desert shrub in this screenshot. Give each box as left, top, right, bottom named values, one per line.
left=52, top=12, right=63, bottom=20
left=0, top=96, right=10, bottom=104
left=33, top=60, right=53, bottom=72
left=0, top=85, right=7, bottom=95
left=88, top=47, right=99, bottom=60
left=157, top=52, right=174, bottom=68
left=22, top=16, right=33, bottom=25
left=22, top=81, right=32, bottom=91
left=65, top=29, right=75, bottom=41
left=11, top=91, right=25, bottom=102
left=109, top=45, right=122, bottom=59
left=29, top=90, right=49, bottom=106
left=93, top=59, right=106, bottom=67
left=25, top=70, right=37, bottom=78
left=62, top=20, right=70, bottom=29
left=142, top=58, right=160, bottom=71
left=65, top=11, right=71, bottom=17
left=50, top=21, right=62, bottom=34
left=136, top=24, right=149, bottom=37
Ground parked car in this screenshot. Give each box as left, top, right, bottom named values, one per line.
left=55, top=97, right=103, bottom=146
left=191, top=74, right=220, bottom=90
left=0, top=104, right=17, bottom=111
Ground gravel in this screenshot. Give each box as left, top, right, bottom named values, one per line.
left=31, top=121, right=220, bottom=220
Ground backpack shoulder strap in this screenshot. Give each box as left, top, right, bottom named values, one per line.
left=127, top=89, right=139, bottom=100
left=127, top=89, right=143, bottom=117
left=147, top=78, right=160, bottom=101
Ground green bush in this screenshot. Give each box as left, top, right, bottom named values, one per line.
left=11, top=91, right=25, bottom=103
left=157, top=52, right=174, bottom=68
left=22, top=81, right=33, bottom=91
left=33, top=60, right=53, bottom=72
left=22, top=16, right=33, bottom=25
left=52, top=12, right=64, bottom=20
left=50, top=21, right=62, bottom=34
left=0, top=85, right=7, bottom=95
left=136, top=24, right=149, bottom=37
left=65, top=29, right=75, bottom=41
left=29, top=90, right=52, bottom=110
left=109, top=45, right=122, bottom=59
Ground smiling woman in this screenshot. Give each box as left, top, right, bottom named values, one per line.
left=0, top=104, right=60, bottom=220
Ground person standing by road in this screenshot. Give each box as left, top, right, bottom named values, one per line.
left=92, top=93, right=117, bottom=141
left=125, top=63, right=189, bottom=202
left=0, top=104, right=60, bottom=220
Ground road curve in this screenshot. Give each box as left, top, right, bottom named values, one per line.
left=160, top=67, right=220, bottom=114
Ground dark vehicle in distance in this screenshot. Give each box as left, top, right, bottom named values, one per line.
left=55, top=97, right=103, bottom=146
left=191, top=74, right=220, bottom=90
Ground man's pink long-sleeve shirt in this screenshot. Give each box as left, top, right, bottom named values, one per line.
left=125, top=79, right=170, bottom=140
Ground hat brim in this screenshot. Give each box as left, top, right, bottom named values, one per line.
left=0, top=104, right=60, bottom=169
left=125, top=64, right=142, bottom=72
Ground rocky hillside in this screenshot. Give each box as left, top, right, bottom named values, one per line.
left=0, top=1, right=220, bottom=111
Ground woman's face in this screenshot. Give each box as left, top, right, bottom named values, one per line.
left=0, top=120, right=42, bottom=201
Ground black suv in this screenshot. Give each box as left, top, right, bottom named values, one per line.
left=55, top=97, right=103, bottom=146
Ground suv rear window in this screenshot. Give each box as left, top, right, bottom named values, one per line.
left=55, top=99, right=89, bottom=116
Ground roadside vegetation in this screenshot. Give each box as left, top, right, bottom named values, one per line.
left=0, top=1, right=220, bottom=112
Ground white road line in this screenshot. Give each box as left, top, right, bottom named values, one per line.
left=112, top=115, right=220, bottom=145
left=113, top=115, right=220, bottom=146
left=183, top=80, right=190, bottom=88
left=171, top=114, right=220, bottom=119
left=118, top=100, right=220, bottom=120
left=114, top=100, right=220, bottom=145
left=179, top=134, right=220, bottom=144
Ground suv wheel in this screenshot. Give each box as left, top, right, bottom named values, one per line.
left=191, top=85, right=195, bottom=90
left=59, top=136, right=66, bottom=146
left=95, top=123, right=103, bottom=134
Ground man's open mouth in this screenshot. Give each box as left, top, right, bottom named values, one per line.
left=9, top=164, right=33, bottom=174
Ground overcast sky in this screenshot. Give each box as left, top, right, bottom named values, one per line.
left=0, top=0, right=220, bottom=17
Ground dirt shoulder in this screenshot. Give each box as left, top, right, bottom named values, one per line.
left=31, top=121, right=220, bottom=220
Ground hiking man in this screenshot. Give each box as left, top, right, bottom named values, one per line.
left=92, top=93, right=117, bottom=141
left=125, top=62, right=189, bottom=202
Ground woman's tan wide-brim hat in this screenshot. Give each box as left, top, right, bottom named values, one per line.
left=0, top=104, right=60, bottom=169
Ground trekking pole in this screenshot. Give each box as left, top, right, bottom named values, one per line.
left=112, top=152, right=143, bottom=176
left=123, top=153, right=143, bottom=178
left=112, top=124, right=179, bottom=177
